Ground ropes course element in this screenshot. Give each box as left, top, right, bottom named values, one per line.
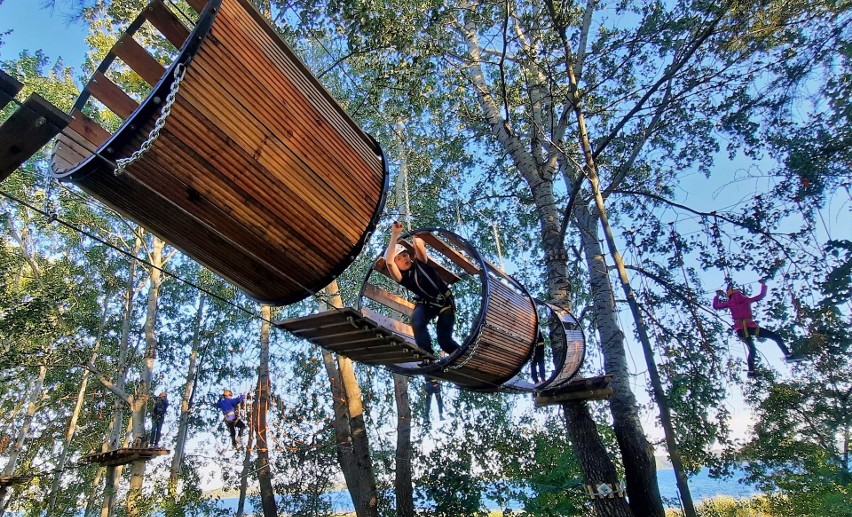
left=48, top=0, right=389, bottom=306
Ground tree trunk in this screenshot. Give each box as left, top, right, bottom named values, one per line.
left=586, top=168, right=695, bottom=516
left=393, top=374, right=415, bottom=516
left=562, top=402, right=634, bottom=516
left=48, top=301, right=110, bottom=515
left=127, top=236, right=164, bottom=517
left=392, top=124, right=415, bottom=516
left=237, top=412, right=256, bottom=517
left=575, top=204, right=662, bottom=516
left=255, top=304, right=278, bottom=516
left=169, top=295, right=206, bottom=489
left=320, top=284, right=379, bottom=517
left=0, top=364, right=46, bottom=505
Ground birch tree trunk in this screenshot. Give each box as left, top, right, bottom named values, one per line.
left=126, top=236, right=164, bottom=517
left=255, top=304, right=278, bottom=516
left=169, top=295, right=206, bottom=490
left=393, top=122, right=415, bottom=516
left=320, top=284, right=378, bottom=517
left=0, top=364, right=46, bottom=506
left=237, top=415, right=256, bottom=517
left=47, top=301, right=110, bottom=515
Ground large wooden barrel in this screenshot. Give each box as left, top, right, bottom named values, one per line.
left=51, top=0, right=388, bottom=305
left=359, top=229, right=538, bottom=391
left=534, top=301, right=586, bottom=394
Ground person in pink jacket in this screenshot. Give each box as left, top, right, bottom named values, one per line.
left=713, top=281, right=798, bottom=377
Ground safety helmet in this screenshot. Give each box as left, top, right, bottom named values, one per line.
left=394, top=244, right=408, bottom=256
left=726, top=287, right=739, bottom=297
left=223, top=389, right=233, bottom=397
left=159, top=392, right=167, bottom=398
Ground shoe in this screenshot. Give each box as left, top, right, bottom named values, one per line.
left=785, top=354, right=805, bottom=363
left=418, top=359, right=432, bottom=367
left=531, top=377, right=540, bottom=384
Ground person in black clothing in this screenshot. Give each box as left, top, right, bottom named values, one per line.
left=385, top=222, right=460, bottom=359
left=530, top=331, right=546, bottom=383
left=150, top=392, right=168, bottom=447
left=424, top=377, right=444, bottom=421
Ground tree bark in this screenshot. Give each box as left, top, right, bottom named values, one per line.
left=0, top=364, right=46, bottom=505
left=393, top=374, right=415, bottom=516
left=169, top=295, right=205, bottom=489
left=255, top=304, right=278, bottom=516
left=320, top=284, right=378, bottom=517
left=48, top=301, right=110, bottom=516
left=562, top=402, right=634, bottom=516
left=126, top=236, right=164, bottom=517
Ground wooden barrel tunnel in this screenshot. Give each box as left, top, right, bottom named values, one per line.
left=50, top=0, right=388, bottom=305
left=532, top=301, right=586, bottom=394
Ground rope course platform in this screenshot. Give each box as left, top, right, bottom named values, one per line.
left=81, top=447, right=169, bottom=467
left=534, top=375, right=614, bottom=407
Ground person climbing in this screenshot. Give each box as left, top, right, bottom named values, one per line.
left=713, top=280, right=801, bottom=377
left=216, top=389, right=246, bottom=449
left=530, top=330, right=546, bottom=384
left=149, top=392, right=168, bottom=447
left=385, top=221, right=460, bottom=362
left=424, top=377, right=444, bottom=421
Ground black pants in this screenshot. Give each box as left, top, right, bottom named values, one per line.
left=425, top=390, right=444, bottom=420
left=225, top=418, right=246, bottom=446
left=737, top=326, right=790, bottom=372
left=412, top=299, right=460, bottom=355
left=150, top=416, right=164, bottom=447
left=530, top=344, right=546, bottom=382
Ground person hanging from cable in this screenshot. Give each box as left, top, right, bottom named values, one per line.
left=713, top=280, right=802, bottom=378
left=385, top=221, right=460, bottom=363
left=424, top=377, right=444, bottom=422
left=216, top=389, right=246, bottom=449
left=149, top=392, right=168, bottom=448
left=530, top=330, right=546, bottom=384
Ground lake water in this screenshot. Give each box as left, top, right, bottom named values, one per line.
left=216, top=467, right=760, bottom=513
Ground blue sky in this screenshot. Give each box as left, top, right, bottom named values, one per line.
left=0, top=0, right=89, bottom=72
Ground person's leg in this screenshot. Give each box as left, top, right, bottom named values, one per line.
left=236, top=419, right=246, bottom=438
left=756, top=327, right=791, bottom=356
left=226, top=421, right=237, bottom=447
left=412, top=304, right=436, bottom=354
left=424, top=391, right=432, bottom=420
left=151, top=419, right=162, bottom=446
left=738, top=329, right=757, bottom=373
left=435, top=391, right=444, bottom=419
left=533, top=345, right=545, bottom=381
left=435, top=304, right=460, bottom=354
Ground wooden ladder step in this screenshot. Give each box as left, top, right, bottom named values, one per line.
left=0, top=93, right=70, bottom=181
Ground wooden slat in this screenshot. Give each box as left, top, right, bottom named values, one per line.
left=362, top=284, right=414, bottom=317
left=66, top=109, right=110, bottom=147
left=0, top=93, right=69, bottom=181
left=535, top=376, right=613, bottom=406
left=417, top=232, right=481, bottom=275
left=87, top=71, right=139, bottom=119
left=361, top=306, right=415, bottom=340
left=0, top=69, right=23, bottom=110
left=143, top=0, right=191, bottom=49
left=113, top=35, right=167, bottom=87
left=372, top=255, right=462, bottom=286
left=82, top=447, right=169, bottom=467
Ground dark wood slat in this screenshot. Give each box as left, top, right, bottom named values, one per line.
left=87, top=71, right=138, bottom=119
left=535, top=375, right=613, bottom=405
left=362, top=284, right=414, bottom=317
left=143, top=0, right=191, bottom=49
left=0, top=93, right=69, bottom=181
left=0, top=69, right=23, bottom=110
left=417, top=232, right=481, bottom=275
left=66, top=109, right=110, bottom=147
left=81, top=447, right=169, bottom=467
left=114, top=35, right=167, bottom=87
left=360, top=306, right=415, bottom=340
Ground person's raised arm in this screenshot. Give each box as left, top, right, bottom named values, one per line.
left=749, top=281, right=768, bottom=303
left=384, top=221, right=404, bottom=282
left=712, top=290, right=728, bottom=309
left=413, top=235, right=429, bottom=263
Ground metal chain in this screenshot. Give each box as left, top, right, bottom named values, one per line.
left=114, top=62, right=188, bottom=176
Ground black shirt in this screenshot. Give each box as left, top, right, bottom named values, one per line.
left=399, top=260, right=450, bottom=302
